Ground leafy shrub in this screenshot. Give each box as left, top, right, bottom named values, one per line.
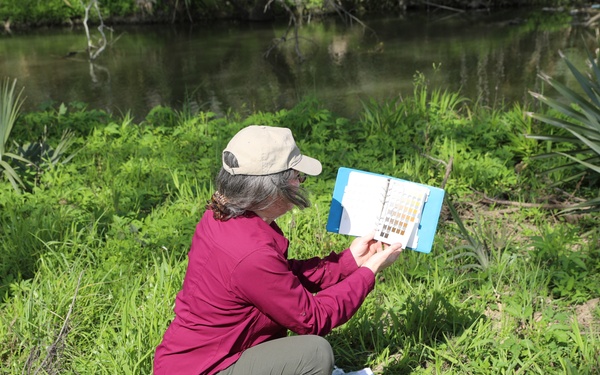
left=529, top=224, right=600, bottom=303
left=144, top=105, right=179, bottom=128
left=0, top=0, right=82, bottom=25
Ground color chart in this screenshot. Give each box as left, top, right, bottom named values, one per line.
left=375, top=180, right=429, bottom=246
left=326, top=167, right=445, bottom=254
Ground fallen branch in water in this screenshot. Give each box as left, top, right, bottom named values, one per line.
left=81, top=0, right=112, bottom=61
left=263, top=0, right=305, bottom=62
left=263, top=0, right=375, bottom=62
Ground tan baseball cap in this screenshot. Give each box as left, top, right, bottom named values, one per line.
left=222, top=125, right=322, bottom=176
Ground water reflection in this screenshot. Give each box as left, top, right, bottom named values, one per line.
left=0, top=9, right=595, bottom=120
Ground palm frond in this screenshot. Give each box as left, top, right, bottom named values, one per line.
left=559, top=50, right=600, bottom=107
left=0, top=78, right=25, bottom=156
left=0, top=78, right=29, bottom=192
left=527, top=50, right=600, bottom=214
left=527, top=112, right=600, bottom=140
left=0, top=159, right=24, bottom=191
left=556, top=152, right=600, bottom=174
left=529, top=87, right=600, bottom=129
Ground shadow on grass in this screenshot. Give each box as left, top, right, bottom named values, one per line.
left=328, top=291, right=481, bottom=374
left=0, top=204, right=114, bottom=299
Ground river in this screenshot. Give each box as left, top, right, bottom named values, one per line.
left=0, top=8, right=594, bottom=121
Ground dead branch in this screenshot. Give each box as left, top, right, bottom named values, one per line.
left=473, top=190, right=578, bottom=210
left=264, top=0, right=305, bottom=62
left=585, top=11, right=600, bottom=27
left=420, top=153, right=454, bottom=190
left=31, top=271, right=84, bottom=375
left=89, top=61, right=111, bottom=84
left=419, top=153, right=588, bottom=212
left=554, top=187, right=587, bottom=203
left=325, top=0, right=374, bottom=34
left=263, top=0, right=374, bottom=62
left=2, top=19, right=11, bottom=34
left=91, top=0, right=108, bottom=60
left=477, top=207, right=521, bottom=216
left=172, top=0, right=193, bottom=24
left=80, top=0, right=111, bottom=61
left=442, top=156, right=453, bottom=190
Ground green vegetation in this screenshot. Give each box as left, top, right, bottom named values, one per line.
left=0, top=78, right=28, bottom=192
left=527, top=50, right=600, bottom=213
left=0, top=0, right=230, bottom=26
left=0, top=0, right=582, bottom=28
left=1, top=70, right=599, bottom=374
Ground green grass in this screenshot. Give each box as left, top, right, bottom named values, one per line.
left=1, top=86, right=599, bottom=374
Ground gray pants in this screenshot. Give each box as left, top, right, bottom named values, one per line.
left=217, top=335, right=334, bottom=375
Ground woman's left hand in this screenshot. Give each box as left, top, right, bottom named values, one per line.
left=349, top=231, right=381, bottom=267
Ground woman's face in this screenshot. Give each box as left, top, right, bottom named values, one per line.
left=257, top=171, right=305, bottom=222
left=289, top=171, right=306, bottom=187
left=279, top=171, right=305, bottom=212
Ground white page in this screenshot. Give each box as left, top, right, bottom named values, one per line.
left=339, top=172, right=389, bottom=236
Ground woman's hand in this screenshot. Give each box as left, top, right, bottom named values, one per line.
left=349, top=231, right=381, bottom=267
left=349, top=231, right=404, bottom=274
left=361, top=241, right=403, bottom=274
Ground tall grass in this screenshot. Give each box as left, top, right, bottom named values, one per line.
left=1, top=91, right=599, bottom=374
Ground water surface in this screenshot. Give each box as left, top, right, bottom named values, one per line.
left=0, top=9, right=593, bottom=120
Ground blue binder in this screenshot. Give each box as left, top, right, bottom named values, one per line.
left=326, top=167, right=445, bottom=254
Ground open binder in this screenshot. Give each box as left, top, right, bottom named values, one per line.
left=326, top=167, right=445, bottom=254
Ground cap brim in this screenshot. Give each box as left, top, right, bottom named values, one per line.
left=293, top=155, right=322, bottom=176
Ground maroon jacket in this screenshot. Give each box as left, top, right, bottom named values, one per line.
left=154, top=210, right=376, bottom=375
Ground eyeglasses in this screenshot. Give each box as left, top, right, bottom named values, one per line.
left=292, top=172, right=306, bottom=184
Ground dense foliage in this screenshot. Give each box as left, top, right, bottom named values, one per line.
left=0, top=72, right=598, bottom=373
left=0, top=0, right=586, bottom=28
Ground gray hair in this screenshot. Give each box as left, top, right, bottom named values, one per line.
left=211, top=151, right=311, bottom=220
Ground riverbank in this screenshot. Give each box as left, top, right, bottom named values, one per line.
left=2, top=8, right=590, bottom=124
left=0, top=0, right=585, bottom=31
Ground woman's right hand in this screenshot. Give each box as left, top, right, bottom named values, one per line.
left=361, top=241, right=403, bottom=274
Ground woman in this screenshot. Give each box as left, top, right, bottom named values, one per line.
left=154, top=125, right=403, bottom=375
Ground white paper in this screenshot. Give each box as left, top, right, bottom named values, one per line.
left=339, top=172, right=388, bottom=236
left=339, top=171, right=429, bottom=248
left=332, top=367, right=374, bottom=375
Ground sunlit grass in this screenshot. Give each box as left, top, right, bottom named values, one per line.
left=1, top=91, right=599, bottom=374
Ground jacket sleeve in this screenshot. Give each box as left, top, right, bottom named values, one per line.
left=229, top=248, right=375, bottom=336
left=288, top=249, right=359, bottom=293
